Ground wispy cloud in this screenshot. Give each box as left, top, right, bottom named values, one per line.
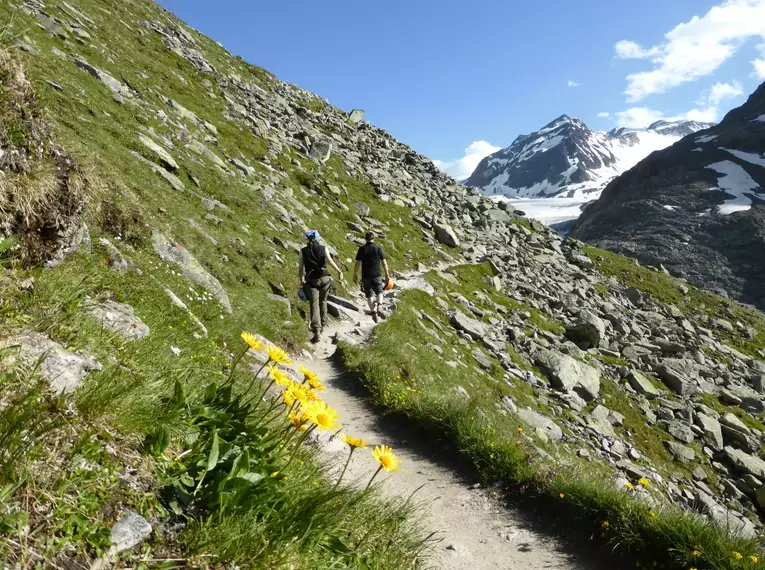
left=614, top=106, right=719, bottom=128
left=753, top=43, right=765, bottom=78
left=597, top=112, right=611, bottom=118
left=700, top=80, right=745, bottom=106
left=434, top=140, right=501, bottom=181
left=567, top=80, right=581, bottom=88
left=615, top=0, right=765, bottom=102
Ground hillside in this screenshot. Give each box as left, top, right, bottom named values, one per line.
left=1, top=0, right=765, bottom=568
left=572, top=82, right=765, bottom=310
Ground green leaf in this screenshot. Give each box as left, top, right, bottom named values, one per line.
left=203, top=382, right=218, bottom=404
left=147, top=425, right=171, bottom=456
left=0, top=237, right=18, bottom=255
left=236, top=472, right=265, bottom=485
left=0, top=344, right=20, bottom=361
left=206, top=430, right=220, bottom=472
left=171, top=379, right=187, bottom=407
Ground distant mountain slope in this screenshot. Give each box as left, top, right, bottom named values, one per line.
left=465, top=116, right=712, bottom=200
left=572, top=82, right=765, bottom=308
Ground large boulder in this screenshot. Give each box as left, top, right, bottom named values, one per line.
left=517, top=408, right=563, bottom=442
left=565, top=311, right=606, bottom=348
left=627, top=370, right=662, bottom=399
left=656, top=359, right=697, bottom=395
left=536, top=350, right=601, bottom=401
left=435, top=223, right=460, bottom=248
left=695, top=413, right=724, bottom=449
left=348, top=109, right=365, bottom=124
left=725, top=446, right=765, bottom=479
left=137, top=134, right=178, bottom=171
left=666, top=441, right=696, bottom=463
left=88, top=300, right=150, bottom=341
left=309, top=139, right=332, bottom=163
left=449, top=310, right=488, bottom=340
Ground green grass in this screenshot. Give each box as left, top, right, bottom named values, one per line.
left=343, top=288, right=764, bottom=570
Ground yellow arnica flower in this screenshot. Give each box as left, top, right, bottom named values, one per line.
left=373, top=445, right=400, bottom=472
left=266, top=345, right=292, bottom=365
left=732, top=552, right=743, bottom=560
left=638, top=477, right=651, bottom=487
left=303, top=387, right=320, bottom=402
left=625, top=482, right=635, bottom=490
left=691, top=550, right=700, bottom=557
left=517, top=427, right=524, bottom=433
left=750, top=555, right=758, bottom=563
left=268, top=364, right=292, bottom=387
left=340, top=434, right=369, bottom=449
left=601, top=521, right=609, bottom=529
left=282, top=381, right=309, bottom=407
left=300, top=365, right=326, bottom=391
left=303, top=400, right=340, bottom=431
left=241, top=332, right=264, bottom=351
left=288, top=410, right=307, bottom=430
left=559, top=493, right=565, bottom=499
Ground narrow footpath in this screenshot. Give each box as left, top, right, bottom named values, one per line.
left=295, top=280, right=622, bottom=570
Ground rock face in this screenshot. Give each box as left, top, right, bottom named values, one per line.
left=536, top=350, right=601, bottom=400
left=151, top=230, right=232, bottom=313
left=88, top=300, right=151, bottom=341
left=0, top=332, right=102, bottom=394
left=465, top=115, right=711, bottom=199
left=572, top=82, right=765, bottom=309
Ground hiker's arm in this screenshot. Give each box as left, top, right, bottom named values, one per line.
left=382, top=259, right=390, bottom=280
left=326, top=251, right=343, bottom=281
left=353, top=260, right=361, bottom=284
left=298, top=257, right=305, bottom=286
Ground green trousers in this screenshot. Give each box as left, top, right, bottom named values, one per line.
left=305, top=276, right=332, bottom=333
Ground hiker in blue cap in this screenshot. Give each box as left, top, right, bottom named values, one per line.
left=299, top=230, right=343, bottom=343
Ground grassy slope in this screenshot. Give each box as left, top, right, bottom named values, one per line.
left=343, top=261, right=765, bottom=570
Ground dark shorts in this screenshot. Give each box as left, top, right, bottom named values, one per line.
left=361, top=276, right=384, bottom=298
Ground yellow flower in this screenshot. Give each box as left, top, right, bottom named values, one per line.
left=373, top=445, right=400, bottom=472
left=625, top=482, right=635, bottom=490
left=559, top=493, right=565, bottom=499
left=732, top=552, right=743, bottom=560
left=601, top=521, right=609, bottom=529
left=638, top=477, right=651, bottom=487
left=268, top=364, right=292, bottom=387
left=282, top=381, right=309, bottom=407
left=649, top=511, right=657, bottom=518
left=266, top=345, right=292, bottom=365
left=517, top=427, right=524, bottom=433
left=300, top=366, right=326, bottom=391
left=241, top=332, right=264, bottom=351
left=303, top=387, right=320, bottom=402
left=340, top=434, right=369, bottom=449
left=691, top=550, right=700, bottom=557
left=288, top=410, right=307, bottom=430
left=750, top=555, right=759, bottom=563
left=303, top=400, right=340, bottom=431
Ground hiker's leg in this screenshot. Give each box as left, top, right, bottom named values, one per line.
left=307, top=285, right=321, bottom=333
left=363, top=278, right=376, bottom=311
left=319, top=277, right=331, bottom=329
left=376, top=292, right=384, bottom=312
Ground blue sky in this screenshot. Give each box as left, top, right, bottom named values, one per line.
left=158, top=0, right=765, bottom=179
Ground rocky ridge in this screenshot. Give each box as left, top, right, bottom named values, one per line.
left=2, top=0, right=765, bottom=556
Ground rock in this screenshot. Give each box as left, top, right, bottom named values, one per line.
left=449, top=310, right=488, bottom=340
left=186, top=140, right=229, bottom=171
left=665, top=441, right=696, bottom=463
left=309, top=139, right=332, bottom=163
left=565, top=311, right=606, bottom=349
left=501, top=396, right=518, bottom=414
left=354, top=202, right=371, bottom=217
left=536, top=350, right=601, bottom=401
left=668, top=421, right=695, bottom=444
left=348, top=109, right=365, bottom=124
left=725, top=447, right=765, bottom=479
left=327, top=295, right=360, bottom=312
left=162, top=287, right=208, bottom=337
left=472, top=348, right=492, bottom=370
left=695, top=413, right=724, bottom=449
left=517, top=408, right=563, bottom=441
left=740, top=396, right=765, bottom=414
left=110, top=510, right=152, bottom=553
left=625, top=287, right=642, bottom=305
left=151, top=230, right=232, bottom=313
left=99, top=238, right=128, bottom=272
left=757, top=485, right=765, bottom=509
left=0, top=332, right=101, bottom=394
left=656, top=359, right=697, bottom=395
left=88, top=300, right=150, bottom=340
left=455, top=386, right=469, bottom=399
left=137, top=134, right=178, bottom=171
left=627, top=370, right=662, bottom=399
left=132, top=151, right=185, bottom=191
left=435, top=223, right=460, bottom=248
left=73, top=57, right=130, bottom=97
left=721, top=413, right=751, bottom=435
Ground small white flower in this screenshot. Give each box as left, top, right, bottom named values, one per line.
left=171, top=346, right=181, bottom=356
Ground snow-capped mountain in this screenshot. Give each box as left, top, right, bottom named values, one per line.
left=464, top=116, right=714, bottom=200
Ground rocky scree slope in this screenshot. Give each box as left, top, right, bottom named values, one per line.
left=1, top=0, right=765, bottom=565
left=572, top=82, right=765, bottom=310
left=465, top=115, right=711, bottom=200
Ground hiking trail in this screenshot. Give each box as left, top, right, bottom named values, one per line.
left=295, top=273, right=617, bottom=570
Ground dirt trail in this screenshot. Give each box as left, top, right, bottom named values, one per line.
left=295, top=282, right=621, bottom=570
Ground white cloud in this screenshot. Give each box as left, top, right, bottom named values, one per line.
left=597, top=112, right=611, bottom=118
left=753, top=43, right=765, bottom=78
left=704, top=81, right=745, bottom=105
left=615, top=106, right=720, bottom=128
left=567, top=80, right=581, bottom=88
left=434, top=140, right=501, bottom=181
left=614, top=0, right=765, bottom=101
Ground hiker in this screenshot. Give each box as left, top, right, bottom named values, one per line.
left=299, top=230, right=343, bottom=343
left=353, top=231, right=390, bottom=323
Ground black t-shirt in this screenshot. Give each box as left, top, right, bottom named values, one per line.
left=356, top=242, right=385, bottom=278
left=302, top=242, right=328, bottom=279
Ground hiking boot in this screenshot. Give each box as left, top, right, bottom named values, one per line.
left=377, top=310, right=386, bottom=321
left=371, top=312, right=378, bottom=323
left=311, top=332, right=321, bottom=344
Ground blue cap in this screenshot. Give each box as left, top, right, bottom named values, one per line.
left=305, top=230, right=320, bottom=241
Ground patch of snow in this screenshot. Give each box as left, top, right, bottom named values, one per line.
left=705, top=160, right=761, bottom=214
left=722, top=148, right=765, bottom=168
left=695, top=134, right=718, bottom=143
left=755, top=114, right=765, bottom=122
left=611, top=131, right=682, bottom=171
left=663, top=205, right=677, bottom=211
left=496, top=196, right=594, bottom=226
left=691, top=148, right=704, bottom=152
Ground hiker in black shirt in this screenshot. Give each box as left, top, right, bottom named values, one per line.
left=353, top=231, right=390, bottom=323
left=299, top=230, right=343, bottom=343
